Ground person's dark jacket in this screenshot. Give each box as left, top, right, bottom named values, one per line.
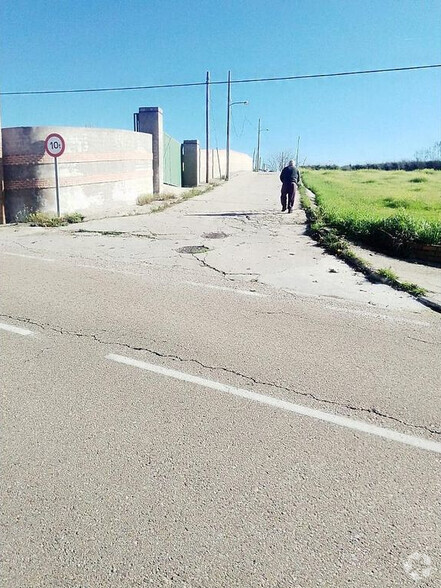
left=280, top=165, right=300, bottom=185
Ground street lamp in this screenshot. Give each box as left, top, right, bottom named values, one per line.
left=256, top=118, right=269, bottom=172
left=226, top=70, right=248, bottom=181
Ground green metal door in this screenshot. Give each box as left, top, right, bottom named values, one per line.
left=163, top=133, right=182, bottom=186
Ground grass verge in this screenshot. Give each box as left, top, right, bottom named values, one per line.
left=299, top=185, right=427, bottom=298
left=301, top=169, right=441, bottom=254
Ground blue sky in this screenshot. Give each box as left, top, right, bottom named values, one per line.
left=1, top=0, right=440, bottom=165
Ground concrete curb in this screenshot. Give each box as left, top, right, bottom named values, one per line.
left=417, top=296, right=441, bottom=313
left=300, top=188, right=441, bottom=314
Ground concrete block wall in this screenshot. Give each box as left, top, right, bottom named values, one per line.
left=2, top=126, right=153, bottom=222
left=199, top=149, right=253, bottom=183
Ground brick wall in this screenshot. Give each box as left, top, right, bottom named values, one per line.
left=2, top=126, right=154, bottom=222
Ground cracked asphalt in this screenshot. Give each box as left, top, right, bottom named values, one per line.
left=1, top=172, right=440, bottom=587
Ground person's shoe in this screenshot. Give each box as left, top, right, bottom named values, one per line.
left=281, top=206, right=286, bottom=212
left=288, top=207, right=292, bottom=213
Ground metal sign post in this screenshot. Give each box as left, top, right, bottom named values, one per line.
left=44, top=133, right=65, bottom=217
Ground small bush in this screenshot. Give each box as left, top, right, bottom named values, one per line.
left=64, top=212, right=85, bottom=223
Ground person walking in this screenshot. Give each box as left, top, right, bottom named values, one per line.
left=279, top=160, right=300, bottom=213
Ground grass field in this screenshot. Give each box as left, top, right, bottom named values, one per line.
left=301, top=168, right=441, bottom=249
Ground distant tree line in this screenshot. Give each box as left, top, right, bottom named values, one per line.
left=303, top=141, right=441, bottom=171
left=307, top=160, right=441, bottom=171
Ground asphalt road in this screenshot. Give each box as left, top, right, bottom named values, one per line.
left=1, top=173, right=440, bottom=587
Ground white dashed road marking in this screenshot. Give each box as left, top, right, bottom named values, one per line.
left=184, top=281, right=264, bottom=297
left=4, top=252, right=55, bottom=262
left=325, top=305, right=430, bottom=327
left=0, top=322, right=34, bottom=336
left=106, top=353, right=441, bottom=455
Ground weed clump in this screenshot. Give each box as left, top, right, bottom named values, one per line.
left=137, top=192, right=176, bottom=206
left=25, top=212, right=84, bottom=227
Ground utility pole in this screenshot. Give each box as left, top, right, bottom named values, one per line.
left=256, top=118, right=261, bottom=172
left=226, top=70, right=231, bottom=181
left=256, top=119, right=269, bottom=172
left=295, top=136, right=300, bottom=166
left=205, top=71, right=210, bottom=184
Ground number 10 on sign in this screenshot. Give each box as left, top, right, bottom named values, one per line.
left=44, top=133, right=65, bottom=216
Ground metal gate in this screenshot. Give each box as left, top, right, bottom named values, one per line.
left=163, top=133, right=182, bottom=186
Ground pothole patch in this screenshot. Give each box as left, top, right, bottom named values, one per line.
left=202, top=232, right=228, bottom=239
left=177, top=245, right=210, bottom=254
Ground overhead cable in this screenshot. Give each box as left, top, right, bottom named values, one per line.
left=1, top=64, right=440, bottom=96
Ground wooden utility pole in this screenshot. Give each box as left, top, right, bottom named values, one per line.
left=256, top=118, right=261, bottom=172
left=226, top=70, right=231, bottom=181
left=205, top=71, right=210, bottom=184
left=295, top=136, right=300, bottom=166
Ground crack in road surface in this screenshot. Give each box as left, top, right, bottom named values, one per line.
left=193, top=254, right=260, bottom=280
left=2, top=313, right=440, bottom=437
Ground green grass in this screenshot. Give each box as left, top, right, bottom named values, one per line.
left=301, top=169, right=441, bottom=251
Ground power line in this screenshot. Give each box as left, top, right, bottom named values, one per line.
left=1, top=64, right=440, bottom=96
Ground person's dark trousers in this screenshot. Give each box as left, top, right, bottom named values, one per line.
left=281, top=183, right=296, bottom=211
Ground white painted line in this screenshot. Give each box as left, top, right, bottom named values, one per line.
left=75, top=263, right=141, bottom=276
left=4, top=252, right=55, bottom=262
left=184, top=281, right=264, bottom=297
left=325, top=305, right=430, bottom=327
left=0, top=322, right=34, bottom=336
left=106, top=354, right=441, bottom=454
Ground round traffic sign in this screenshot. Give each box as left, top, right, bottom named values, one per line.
left=45, top=133, right=65, bottom=157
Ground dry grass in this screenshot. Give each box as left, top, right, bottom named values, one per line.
left=137, top=192, right=176, bottom=206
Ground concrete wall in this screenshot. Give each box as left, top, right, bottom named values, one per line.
left=0, top=113, right=4, bottom=223
left=199, top=149, right=253, bottom=183
left=2, top=126, right=153, bottom=222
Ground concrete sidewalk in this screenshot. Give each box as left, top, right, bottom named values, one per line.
left=351, top=243, right=441, bottom=307
left=1, top=171, right=438, bottom=312
left=56, top=171, right=436, bottom=312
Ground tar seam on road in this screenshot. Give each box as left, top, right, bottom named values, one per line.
left=106, top=353, right=441, bottom=455
left=0, top=322, right=34, bottom=336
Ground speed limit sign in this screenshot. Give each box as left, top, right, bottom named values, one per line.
left=45, top=133, right=66, bottom=217
left=45, top=133, right=65, bottom=158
